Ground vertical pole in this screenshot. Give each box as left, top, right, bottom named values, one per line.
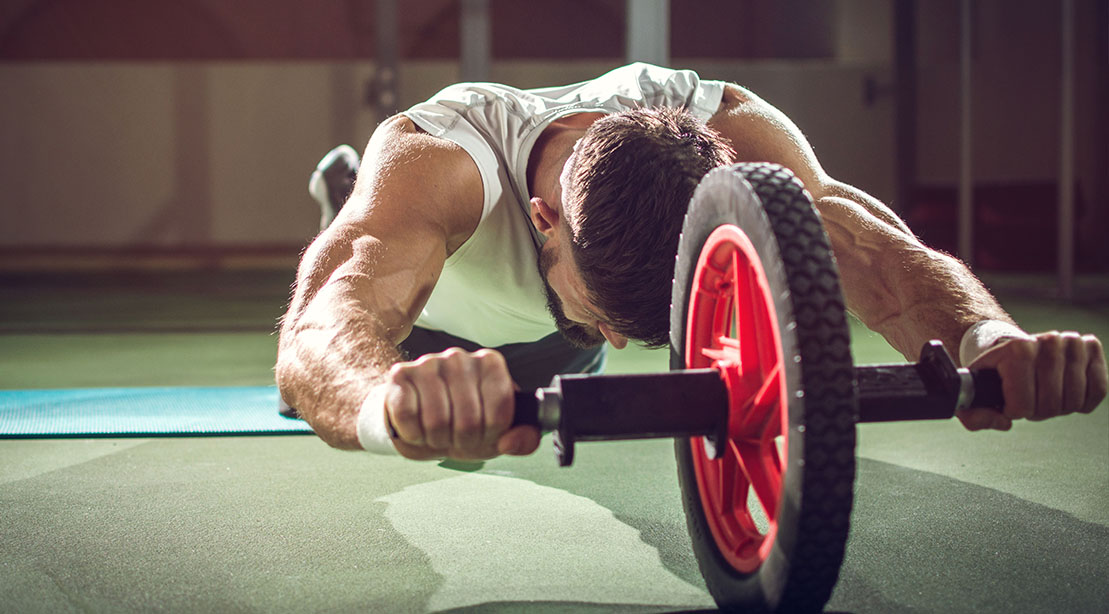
left=1058, top=0, right=1075, bottom=299
left=372, top=0, right=399, bottom=119
left=460, top=0, right=491, bottom=82
left=172, top=66, right=211, bottom=247
left=626, top=0, right=670, bottom=67
left=958, top=0, right=974, bottom=265
left=1096, top=0, right=1109, bottom=276
left=894, top=0, right=917, bottom=216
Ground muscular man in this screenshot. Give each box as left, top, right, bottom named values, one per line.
left=276, top=63, right=1106, bottom=461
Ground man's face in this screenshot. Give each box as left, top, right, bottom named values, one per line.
left=537, top=243, right=606, bottom=349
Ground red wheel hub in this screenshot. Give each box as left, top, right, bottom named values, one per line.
left=686, top=224, right=789, bottom=574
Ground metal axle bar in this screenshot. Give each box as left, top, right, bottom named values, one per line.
left=514, top=341, right=1003, bottom=466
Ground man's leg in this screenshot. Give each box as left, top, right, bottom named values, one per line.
left=308, top=144, right=360, bottom=230
left=494, top=334, right=607, bottom=390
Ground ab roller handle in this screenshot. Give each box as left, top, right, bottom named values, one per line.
left=512, top=340, right=1005, bottom=466
left=512, top=369, right=728, bottom=466
left=856, top=340, right=1004, bottom=422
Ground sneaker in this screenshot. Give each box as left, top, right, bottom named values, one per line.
left=277, top=396, right=300, bottom=420
left=308, top=144, right=361, bottom=230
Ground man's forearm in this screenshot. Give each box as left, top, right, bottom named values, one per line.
left=277, top=282, right=404, bottom=450
left=862, top=248, right=1015, bottom=363
left=816, top=195, right=1014, bottom=363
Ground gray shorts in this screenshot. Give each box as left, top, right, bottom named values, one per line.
left=279, top=327, right=605, bottom=417
left=399, top=326, right=607, bottom=390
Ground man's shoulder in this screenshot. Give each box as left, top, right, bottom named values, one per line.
left=370, top=115, right=483, bottom=186
left=352, top=115, right=484, bottom=250
left=376, top=114, right=468, bottom=156
left=711, top=83, right=761, bottom=118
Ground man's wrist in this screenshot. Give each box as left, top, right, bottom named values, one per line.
left=356, top=385, right=400, bottom=455
left=959, top=319, right=1027, bottom=366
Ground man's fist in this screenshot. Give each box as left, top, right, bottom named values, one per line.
left=958, top=331, right=1107, bottom=431
left=377, top=348, right=540, bottom=460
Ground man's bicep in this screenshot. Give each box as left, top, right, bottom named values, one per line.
left=708, top=85, right=911, bottom=233
left=349, top=115, right=483, bottom=236
left=707, top=85, right=829, bottom=188
left=285, top=119, right=483, bottom=344
left=291, top=222, right=446, bottom=344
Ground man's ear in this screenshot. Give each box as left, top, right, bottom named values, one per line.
left=530, top=197, right=559, bottom=239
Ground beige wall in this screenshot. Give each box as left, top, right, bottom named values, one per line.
left=0, top=59, right=897, bottom=249
left=0, top=62, right=337, bottom=247
left=0, top=0, right=1103, bottom=264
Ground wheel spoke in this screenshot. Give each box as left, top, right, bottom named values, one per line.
left=715, top=442, right=743, bottom=515
left=760, top=394, right=785, bottom=471
left=700, top=346, right=731, bottom=362
left=716, top=335, right=740, bottom=350
left=735, top=440, right=781, bottom=522
left=713, top=282, right=733, bottom=345
left=732, top=252, right=763, bottom=378
left=734, top=365, right=780, bottom=436
left=747, top=263, right=783, bottom=378
left=700, top=335, right=739, bottom=363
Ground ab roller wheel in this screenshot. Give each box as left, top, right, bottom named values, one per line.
left=670, top=163, right=856, bottom=612
left=513, top=162, right=1004, bottom=613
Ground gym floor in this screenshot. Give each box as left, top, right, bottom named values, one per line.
left=1, top=270, right=1106, bottom=613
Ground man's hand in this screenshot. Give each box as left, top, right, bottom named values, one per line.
left=377, top=348, right=541, bottom=460
left=957, top=331, right=1108, bottom=431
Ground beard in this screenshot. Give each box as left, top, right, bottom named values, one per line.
left=537, top=246, right=607, bottom=350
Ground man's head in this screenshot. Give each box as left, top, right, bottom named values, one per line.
left=548, top=106, right=735, bottom=348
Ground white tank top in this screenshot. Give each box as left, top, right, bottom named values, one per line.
left=402, top=63, right=726, bottom=347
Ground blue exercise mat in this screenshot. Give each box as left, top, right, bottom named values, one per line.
left=0, top=386, right=314, bottom=438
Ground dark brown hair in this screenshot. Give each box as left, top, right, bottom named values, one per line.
left=565, top=106, right=735, bottom=348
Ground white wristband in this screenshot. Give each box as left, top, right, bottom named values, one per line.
left=356, top=386, right=400, bottom=455
left=959, top=320, right=1027, bottom=367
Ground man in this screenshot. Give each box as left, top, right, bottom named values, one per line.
left=276, top=63, right=1106, bottom=461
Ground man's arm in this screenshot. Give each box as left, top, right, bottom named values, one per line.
left=707, top=84, right=1106, bottom=429
left=276, top=117, right=538, bottom=457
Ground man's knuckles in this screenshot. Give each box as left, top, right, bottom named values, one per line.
left=473, top=347, right=507, bottom=368
left=1061, top=332, right=1084, bottom=359
left=1085, top=334, right=1105, bottom=358
left=438, top=348, right=476, bottom=378
left=1000, top=336, right=1039, bottom=364
left=1083, top=337, right=1108, bottom=412
left=1034, top=332, right=1063, bottom=360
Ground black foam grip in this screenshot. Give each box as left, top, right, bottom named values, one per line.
left=512, top=391, right=540, bottom=428
left=971, top=369, right=1004, bottom=409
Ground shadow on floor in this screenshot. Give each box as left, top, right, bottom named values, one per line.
left=831, top=459, right=1106, bottom=613
left=495, top=455, right=1108, bottom=614
left=435, top=602, right=716, bottom=613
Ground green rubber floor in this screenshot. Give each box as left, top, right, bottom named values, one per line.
left=1, top=271, right=1107, bottom=613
